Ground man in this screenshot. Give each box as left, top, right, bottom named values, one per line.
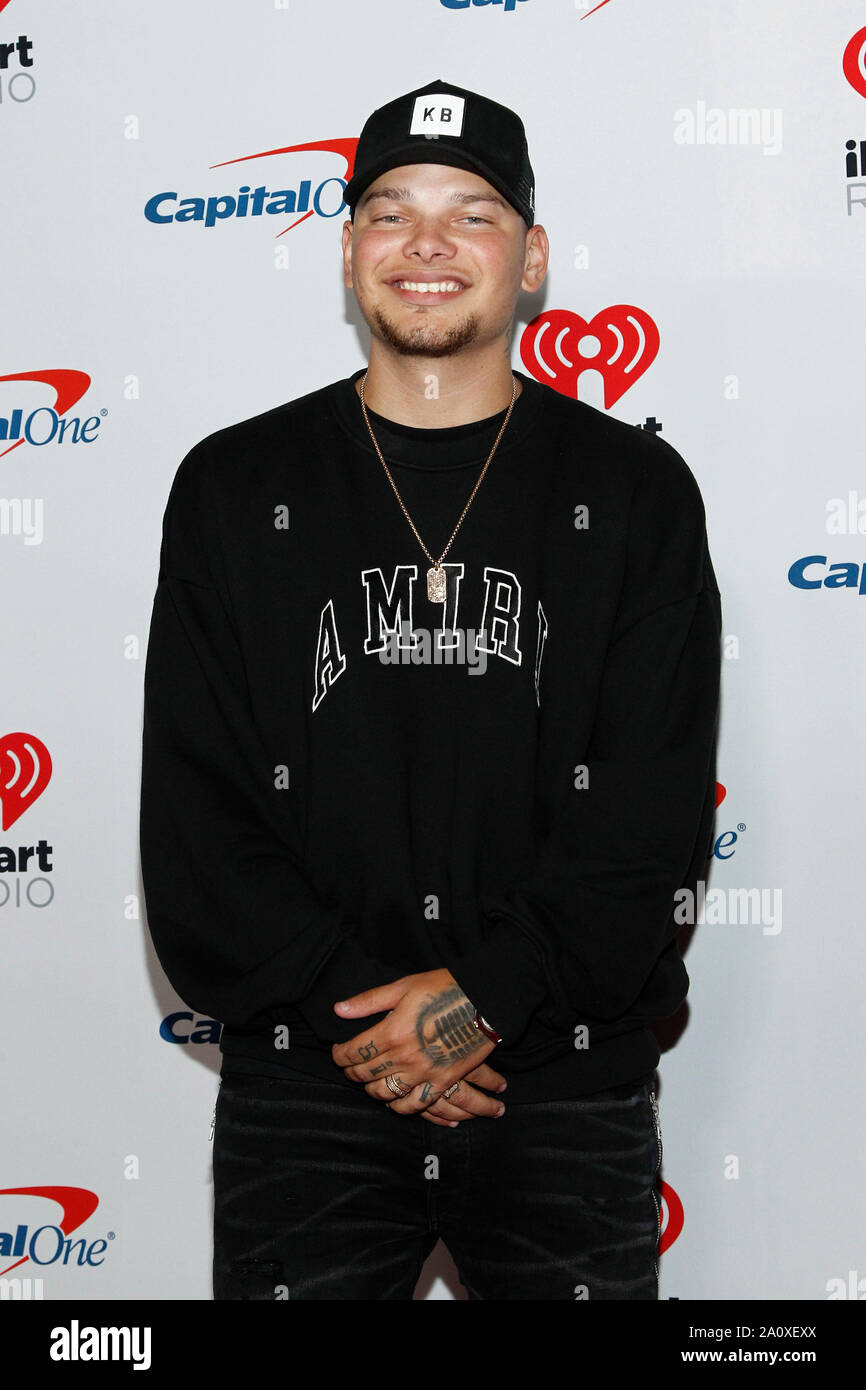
left=140, top=78, right=722, bottom=1301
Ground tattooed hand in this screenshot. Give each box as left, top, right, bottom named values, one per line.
left=330, top=969, right=507, bottom=1126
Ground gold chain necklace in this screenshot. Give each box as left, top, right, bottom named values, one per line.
left=358, top=372, right=519, bottom=603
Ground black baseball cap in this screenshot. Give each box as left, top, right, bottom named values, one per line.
left=343, top=78, right=536, bottom=228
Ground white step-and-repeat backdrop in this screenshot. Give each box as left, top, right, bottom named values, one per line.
left=2, top=0, right=864, bottom=1301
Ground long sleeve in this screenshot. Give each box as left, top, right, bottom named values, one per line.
left=139, top=441, right=396, bottom=1045
left=443, top=439, right=722, bottom=1044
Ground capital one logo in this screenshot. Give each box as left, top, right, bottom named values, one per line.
left=713, top=781, right=746, bottom=861
left=519, top=307, right=660, bottom=408
left=0, top=1188, right=107, bottom=1276
left=843, top=28, right=866, bottom=100
left=0, top=371, right=100, bottom=459
left=440, top=1, right=528, bottom=13
left=145, top=138, right=359, bottom=237
left=0, top=732, right=52, bottom=831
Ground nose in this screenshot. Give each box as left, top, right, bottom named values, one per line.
left=400, top=211, right=458, bottom=262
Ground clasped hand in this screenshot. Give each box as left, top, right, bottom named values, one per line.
left=330, top=968, right=507, bottom=1127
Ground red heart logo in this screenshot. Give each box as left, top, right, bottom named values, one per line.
left=843, top=27, right=866, bottom=99
left=520, top=306, right=659, bottom=409
left=0, top=732, right=52, bottom=831
left=658, top=1179, right=685, bottom=1255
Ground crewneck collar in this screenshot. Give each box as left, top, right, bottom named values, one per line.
left=332, top=366, right=545, bottom=471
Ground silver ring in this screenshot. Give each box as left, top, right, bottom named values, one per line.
left=443, top=1082, right=460, bottom=1099
left=385, top=1075, right=407, bottom=1098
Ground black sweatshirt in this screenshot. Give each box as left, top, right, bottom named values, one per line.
left=139, top=367, right=722, bottom=1103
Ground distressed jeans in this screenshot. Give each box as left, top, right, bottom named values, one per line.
left=212, top=1066, right=663, bottom=1301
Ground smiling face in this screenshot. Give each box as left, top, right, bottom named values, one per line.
left=342, top=163, right=545, bottom=360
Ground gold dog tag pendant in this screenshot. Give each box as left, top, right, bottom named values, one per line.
left=427, top=565, right=446, bottom=603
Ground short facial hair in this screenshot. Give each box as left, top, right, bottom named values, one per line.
left=370, top=303, right=481, bottom=357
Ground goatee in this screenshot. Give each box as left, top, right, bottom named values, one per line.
left=370, top=305, right=481, bottom=357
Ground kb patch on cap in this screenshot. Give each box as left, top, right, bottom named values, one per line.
left=409, top=93, right=466, bottom=138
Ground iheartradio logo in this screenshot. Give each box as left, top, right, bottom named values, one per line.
left=0, top=733, right=52, bottom=831
left=843, top=27, right=866, bottom=100
left=658, top=1180, right=684, bottom=1255
left=519, top=306, right=659, bottom=408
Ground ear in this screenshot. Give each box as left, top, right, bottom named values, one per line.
left=341, top=220, right=354, bottom=289
left=521, top=224, right=549, bottom=294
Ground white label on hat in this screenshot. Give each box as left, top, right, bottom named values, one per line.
left=409, top=94, right=466, bottom=137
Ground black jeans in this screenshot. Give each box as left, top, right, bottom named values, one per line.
left=212, top=1067, right=662, bottom=1301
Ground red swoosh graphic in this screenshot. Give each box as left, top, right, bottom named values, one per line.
left=0, top=370, right=92, bottom=460
left=0, top=1, right=14, bottom=14
left=582, top=0, right=615, bottom=15
left=0, top=1186, right=99, bottom=1277
left=209, top=138, right=358, bottom=236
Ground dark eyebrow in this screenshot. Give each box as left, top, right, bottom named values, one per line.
left=449, top=191, right=508, bottom=209
left=358, top=185, right=508, bottom=211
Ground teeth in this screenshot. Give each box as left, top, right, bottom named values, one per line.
left=393, top=281, right=463, bottom=293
